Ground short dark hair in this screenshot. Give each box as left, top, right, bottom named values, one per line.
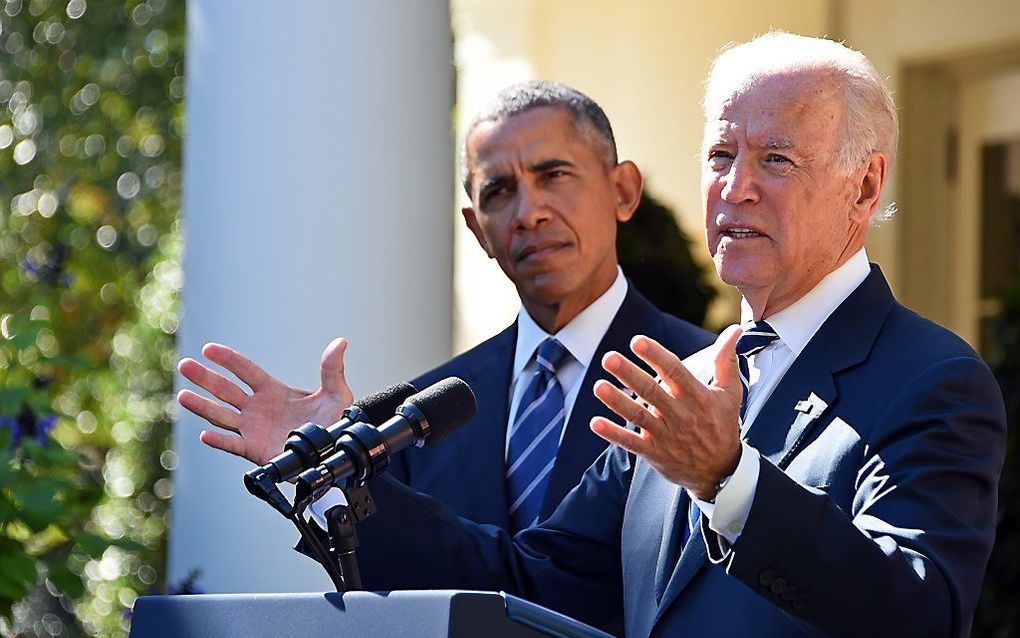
left=461, top=80, right=619, bottom=195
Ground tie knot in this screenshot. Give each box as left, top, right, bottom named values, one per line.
left=535, top=338, right=569, bottom=374
left=736, top=321, right=779, bottom=358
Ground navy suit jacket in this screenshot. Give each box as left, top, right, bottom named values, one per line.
left=353, top=267, right=1006, bottom=638
left=386, top=283, right=713, bottom=530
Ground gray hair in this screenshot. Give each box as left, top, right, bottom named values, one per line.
left=460, top=81, right=618, bottom=196
left=704, top=32, right=898, bottom=222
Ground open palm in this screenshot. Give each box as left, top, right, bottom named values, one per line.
left=177, top=338, right=354, bottom=465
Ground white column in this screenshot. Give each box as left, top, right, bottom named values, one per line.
left=170, top=0, right=453, bottom=593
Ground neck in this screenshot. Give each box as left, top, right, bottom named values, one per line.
left=744, top=237, right=865, bottom=320
left=523, top=267, right=617, bottom=334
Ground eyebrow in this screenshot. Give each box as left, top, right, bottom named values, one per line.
left=478, top=159, right=577, bottom=194
left=530, top=158, right=575, bottom=172
left=762, top=137, right=796, bottom=151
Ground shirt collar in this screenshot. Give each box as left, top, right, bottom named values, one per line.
left=514, top=266, right=628, bottom=380
left=739, top=248, right=870, bottom=357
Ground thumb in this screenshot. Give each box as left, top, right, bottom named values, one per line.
left=320, top=337, right=350, bottom=395
left=712, top=325, right=743, bottom=394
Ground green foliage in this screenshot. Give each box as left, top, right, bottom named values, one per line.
left=973, top=279, right=1020, bottom=637
left=0, top=0, right=183, bottom=636
left=617, top=190, right=716, bottom=327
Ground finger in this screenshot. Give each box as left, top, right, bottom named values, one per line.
left=712, top=325, right=744, bottom=393
left=199, top=429, right=248, bottom=459
left=178, top=358, right=250, bottom=409
left=590, top=416, right=651, bottom=457
left=630, top=335, right=700, bottom=397
left=201, top=342, right=272, bottom=391
left=177, top=389, right=242, bottom=433
left=601, top=350, right=672, bottom=408
left=593, top=379, right=663, bottom=434
left=319, top=337, right=350, bottom=395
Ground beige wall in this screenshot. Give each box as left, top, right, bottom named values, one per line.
left=839, top=0, right=1020, bottom=343
left=452, top=0, right=1020, bottom=350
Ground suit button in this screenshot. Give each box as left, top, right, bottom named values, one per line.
left=770, top=577, right=786, bottom=595
left=759, top=570, right=775, bottom=587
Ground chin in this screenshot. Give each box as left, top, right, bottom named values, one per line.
left=715, top=255, right=773, bottom=289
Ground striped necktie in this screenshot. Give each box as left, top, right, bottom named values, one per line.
left=506, top=338, right=569, bottom=533
left=680, top=321, right=779, bottom=549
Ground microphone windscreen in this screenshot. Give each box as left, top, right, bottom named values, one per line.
left=407, top=377, right=477, bottom=444
left=356, top=381, right=418, bottom=424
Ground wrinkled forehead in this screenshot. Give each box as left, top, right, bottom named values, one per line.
left=702, top=71, right=845, bottom=142
left=466, top=108, right=587, bottom=174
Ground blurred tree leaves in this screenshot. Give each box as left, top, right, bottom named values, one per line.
left=0, top=0, right=182, bottom=636
left=617, top=190, right=716, bottom=327
left=974, top=278, right=1020, bottom=637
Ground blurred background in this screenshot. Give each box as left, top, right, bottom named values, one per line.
left=0, top=0, right=1017, bottom=636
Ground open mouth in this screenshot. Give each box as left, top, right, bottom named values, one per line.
left=720, top=227, right=764, bottom=239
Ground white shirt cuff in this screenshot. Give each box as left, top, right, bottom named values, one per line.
left=307, top=488, right=348, bottom=529
left=692, top=440, right=760, bottom=544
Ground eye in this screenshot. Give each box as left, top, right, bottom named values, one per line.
left=706, top=149, right=733, bottom=169
left=765, top=153, right=792, bottom=165
left=480, top=184, right=513, bottom=208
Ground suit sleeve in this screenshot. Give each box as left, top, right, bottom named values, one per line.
left=352, top=442, right=636, bottom=629
left=709, top=356, right=1006, bottom=638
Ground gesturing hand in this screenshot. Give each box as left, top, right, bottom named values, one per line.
left=176, top=337, right=355, bottom=465
left=591, top=326, right=744, bottom=500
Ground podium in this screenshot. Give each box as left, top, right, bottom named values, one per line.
left=128, top=590, right=614, bottom=638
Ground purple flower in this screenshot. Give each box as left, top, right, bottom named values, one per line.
left=3, top=408, right=57, bottom=447
left=0, top=416, right=20, bottom=445
left=34, top=414, right=57, bottom=446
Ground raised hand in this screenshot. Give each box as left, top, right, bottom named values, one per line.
left=176, top=337, right=354, bottom=465
left=590, top=327, right=744, bottom=500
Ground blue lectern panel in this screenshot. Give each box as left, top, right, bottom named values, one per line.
left=128, top=590, right=613, bottom=638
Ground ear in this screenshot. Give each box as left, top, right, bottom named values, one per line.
left=850, top=152, right=887, bottom=225
left=611, top=160, right=643, bottom=223
left=461, top=207, right=494, bottom=258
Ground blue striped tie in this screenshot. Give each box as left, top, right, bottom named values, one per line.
left=507, top=338, right=569, bottom=533
left=681, top=321, right=779, bottom=548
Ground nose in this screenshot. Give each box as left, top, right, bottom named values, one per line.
left=719, top=157, right=760, bottom=205
left=513, top=183, right=552, bottom=229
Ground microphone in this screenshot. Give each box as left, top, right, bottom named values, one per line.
left=294, top=377, right=476, bottom=504
left=244, top=381, right=416, bottom=496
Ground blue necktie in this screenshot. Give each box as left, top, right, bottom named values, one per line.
left=680, top=321, right=779, bottom=548
left=506, top=338, right=569, bottom=533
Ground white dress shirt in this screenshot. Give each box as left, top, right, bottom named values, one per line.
left=694, top=248, right=871, bottom=544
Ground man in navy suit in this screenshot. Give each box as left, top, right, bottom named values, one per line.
left=177, top=81, right=712, bottom=531
left=332, top=33, right=1006, bottom=637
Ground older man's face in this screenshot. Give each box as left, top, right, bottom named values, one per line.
left=701, top=72, right=862, bottom=316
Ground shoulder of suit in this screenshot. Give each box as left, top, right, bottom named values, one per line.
left=410, top=323, right=515, bottom=389
left=656, top=312, right=716, bottom=358
left=878, top=302, right=987, bottom=368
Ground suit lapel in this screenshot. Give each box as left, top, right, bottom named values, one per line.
left=651, top=266, right=897, bottom=622
left=541, top=287, right=664, bottom=518
left=745, top=265, right=895, bottom=469
left=457, top=324, right=517, bottom=529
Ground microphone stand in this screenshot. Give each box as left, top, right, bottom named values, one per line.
left=322, top=483, right=377, bottom=591
left=290, top=480, right=377, bottom=593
